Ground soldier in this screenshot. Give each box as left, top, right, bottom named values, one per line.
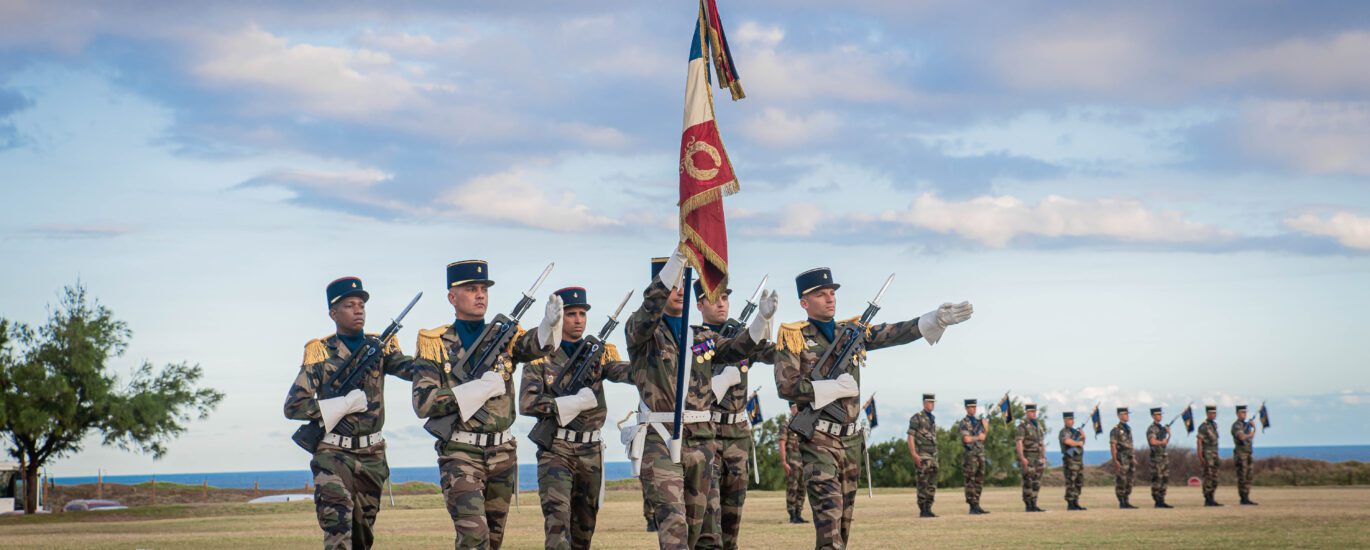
left=781, top=403, right=808, bottom=524
left=1232, top=405, right=1258, bottom=505
left=695, top=279, right=777, bottom=550
left=411, top=260, right=562, bottom=549
left=1058, top=412, right=1087, bottom=511
left=958, top=399, right=989, bottom=515
left=1110, top=407, right=1138, bottom=509
left=775, top=267, right=972, bottom=549
left=519, top=287, right=632, bottom=550
left=1015, top=403, right=1047, bottom=512
left=1146, top=407, right=1174, bottom=509
left=285, top=277, right=419, bottom=550
left=906, top=394, right=939, bottom=518
left=621, top=252, right=775, bottom=550
left=1198, top=404, right=1223, bottom=507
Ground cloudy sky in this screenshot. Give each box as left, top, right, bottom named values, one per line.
left=1, top=1, right=1367, bottom=476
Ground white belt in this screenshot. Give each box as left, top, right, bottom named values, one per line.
left=624, top=405, right=711, bottom=476
left=815, top=420, right=861, bottom=437
left=711, top=411, right=749, bottom=425
left=450, top=429, right=515, bottom=447
left=323, top=432, right=384, bottom=449
left=555, top=428, right=601, bottom=444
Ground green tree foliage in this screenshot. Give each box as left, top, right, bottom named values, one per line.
left=748, top=414, right=787, bottom=491
left=0, top=284, right=223, bottom=513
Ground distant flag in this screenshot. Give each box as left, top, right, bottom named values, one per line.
left=1181, top=404, right=1195, bottom=434
left=699, top=0, right=745, bottom=100
left=862, top=395, right=879, bottom=429
left=745, top=390, right=763, bottom=426
left=1258, top=402, right=1271, bottom=432
left=1090, top=403, right=1103, bottom=436
left=996, top=393, right=1012, bottom=424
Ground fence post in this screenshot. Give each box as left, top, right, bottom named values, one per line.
left=203, top=478, right=208, bottom=501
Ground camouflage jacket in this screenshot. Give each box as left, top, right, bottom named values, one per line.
left=284, top=333, right=417, bottom=442
left=1058, top=426, right=1086, bottom=460
left=1198, top=420, right=1220, bottom=458
left=410, top=321, right=553, bottom=451
left=623, top=281, right=758, bottom=441
left=1146, top=422, right=1170, bottom=460
left=957, top=415, right=987, bottom=456
left=1230, top=419, right=1255, bottom=453
left=1110, top=422, right=1134, bottom=457
left=518, top=341, right=631, bottom=454
left=774, top=316, right=923, bottom=447
left=783, top=423, right=802, bottom=461
left=907, top=410, right=938, bottom=458
left=706, top=321, right=777, bottom=440
left=1015, top=419, right=1045, bottom=456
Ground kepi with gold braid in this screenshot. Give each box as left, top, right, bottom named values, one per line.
left=447, top=260, right=494, bottom=288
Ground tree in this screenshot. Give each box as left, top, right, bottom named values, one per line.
left=748, top=413, right=787, bottom=491
left=0, top=284, right=223, bottom=513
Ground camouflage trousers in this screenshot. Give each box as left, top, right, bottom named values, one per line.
left=437, top=441, right=518, bottom=549
left=310, top=447, right=389, bottom=550
left=1234, top=450, right=1253, bottom=499
left=1062, top=457, right=1084, bottom=503
left=1201, top=454, right=1220, bottom=498
left=641, top=479, right=653, bottom=522
left=785, top=452, right=807, bottom=515
left=1150, top=457, right=1169, bottom=501
left=1020, top=455, right=1043, bottom=504
left=914, top=456, right=937, bottom=508
left=1114, top=455, right=1134, bottom=501
left=800, top=439, right=863, bottom=550
left=536, top=443, right=603, bottom=550
left=962, top=452, right=986, bottom=506
left=700, top=436, right=751, bottom=550
left=640, top=433, right=716, bottom=550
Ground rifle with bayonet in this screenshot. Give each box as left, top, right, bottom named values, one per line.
left=788, top=274, right=895, bottom=440
left=424, top=263, right=554, bottom=441
left=715, top=275, right=768, bottom=340
left=528, top=290, right=633, bottom=449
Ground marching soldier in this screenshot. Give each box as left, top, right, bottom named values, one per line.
left=959, top=399, right=989, bottom=515
left=1146, top=407, right=1174, bottom=509
left=1198, top=404, right=1223, bottom=506
left=1015, top=403, right=1047, bottom=512
left=1110, top=407, right=1138, bottom=509
left=906, top=394, right=939, bottom=518
left=775, top=267, right=972, bottom=549
left=285, top=277, right=419, bottom=550
left=1058, top=412, right=1087, bottom=511
left=519, top=287, right=632, bottom=550
left=411, top=260, right=563, bottom=549
left=1232, top=405, right=1258, bottom=505
left=621, top=252, right=775, bottom=550
left=781, top=403, right=809, bottom=524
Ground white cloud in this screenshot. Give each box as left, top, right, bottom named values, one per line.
left=255, top=167, right=392, bottom=192
left=438, top=168, right=623, bottom=232
left=732, top=24, right=913, bottom=104
left=740, top=107, right=840, bottom=148
left=734, top=21, right=785, bottom=48
left=1236, top=100, right=1370, bottom=177
left=1285, top=211, right=1370, bottom=251
left=771, top=202, right=825, bottom=237
left=1206, top=32, right=1370, bottom=96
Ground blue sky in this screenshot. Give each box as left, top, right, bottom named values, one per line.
left=1, top=1, right=1367, bottom=476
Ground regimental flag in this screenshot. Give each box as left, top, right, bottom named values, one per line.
left=1090, top=403, right=1103, bottom=436
left=1258, top=402, right=1271, bottom=432
left=996, top=393, right=1013, bottom=424
left=1181, top=405, right=1195, bottom=435
left=862, top=395, right=879, bottom=429
left=699, top=0, right=744, bottom=100
left=679, top=3, right=743, bottom=302
left=745, top=391, right=763, bottom=426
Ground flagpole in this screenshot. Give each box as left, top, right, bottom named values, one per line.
left=670, top=267, right=695, bottom=464
left=863, top=423, right=874, bottom=499
left=749, top=388, right=761, bottom=485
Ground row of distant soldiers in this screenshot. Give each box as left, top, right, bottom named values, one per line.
left=899, top=398, right=1263, bottom=516
left=285, top=252, right=974, bottom=550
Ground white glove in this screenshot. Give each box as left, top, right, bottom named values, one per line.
left=452, top=371, right=507, bottom=422
left=711, top=366, right=742, bottom=403
left=554, top=387, right=599, bottom=427
left=537, top=293, right=565, bottom=348
left=811, top=373, right=859, bottom=409
left=318, top=388, right=368, bottom=434
left=658, top=248, right=687, bottom=290
left=918, top=301, right=973, bottom=345
left=748, top=289, right=779, bottom=343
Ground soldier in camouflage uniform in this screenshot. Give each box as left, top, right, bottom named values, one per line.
left=781, top=403, right=808, bottom=524
left=284, top=277, right=419, bottom=550
left=958, top=400, right=989, bottom=515
left=1058, top=412, right=1087, bottom=511
left=411, top=260, right=561, bottom=549
left=1015, top=403, right=1047, bottom=512
left=1198, top=404, right=1223, bottom=507
left=1110, top=407, right=1138, bottom=509
left=621, top=252, right=772, bottom=550
left=775, top=267, right=972, bottom=549
left=1146, top=407, right=1174, bottom=509
left=519, top=287, right=633, bottom=550
left=905, top=393, right=939, bottom=518
left=1232, top=405, right=1258, bottom=505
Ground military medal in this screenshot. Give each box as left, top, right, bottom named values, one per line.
left=739, top=359, right=750, bottom=374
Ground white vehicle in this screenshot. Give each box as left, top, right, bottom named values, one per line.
left=0, top=462, right=19, bottom=513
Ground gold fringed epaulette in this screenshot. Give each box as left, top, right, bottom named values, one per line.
left=508, top=324, right=526, bottom=353
left=777, top=321, right=809, bottom=355
left=416, top=326, right=450, bottom=363
left=840, top=315, right=873, bottom=338
left=381, top=332, right=402, bottom=355
left=302, top=336, right=329, bottom=365
left=601, top=342, right=621, bottom=364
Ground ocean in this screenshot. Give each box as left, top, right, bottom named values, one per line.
left=52, top=445, right=1370, bottom=491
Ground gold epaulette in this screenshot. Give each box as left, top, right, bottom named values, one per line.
left=369, top=332, right=402, bottom=355
left=601, top=342, right=621, bottom=364
left=777, top=320, right=809, bottom=355
left=508, top=324, right=526, bottom=353
left=839, top=315, right=873, bottom=338
left=417, top=325, right=450, bottom=363
left=302, top=335, right=330, bottom=365
left=529, top=356, right=549, bottom=366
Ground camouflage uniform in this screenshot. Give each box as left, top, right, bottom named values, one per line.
left=1198, top=418, right=1221, bottom=502
left=783, top=424, right=807, bottom=519
left=775, top=316, right=925, bottom=549
left=958, top=415, right=987, bottom=509
left=622, top=280, right=757, bottom=550
left=1058, top=425, right=1086, bottom=507
left=1146, top=422, right=1171, bottom=503
left=1110, top=422, right=1135, bottom=504
left=1232, top=418, right=1256, bottom=503
left=412, top=323, right=552, bottom=549
left=700, top=339, right=775, bottom=550
left=906, top=410, right=939, bottom=512
left=285, top=333, right=416, bottom=550
left=1014, top=418, right=1046, bottom=509
left=518, top=343, right=631, bottom=550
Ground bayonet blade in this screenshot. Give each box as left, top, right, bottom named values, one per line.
left=610, top=290, right=633, bottom=321
left=525, top=262, right=555, bottom=297
left=870, top=273, right=895, bottom=306
left=747, top=275, right=768, bottom=305
left=393, top=292, right=423, bottom=325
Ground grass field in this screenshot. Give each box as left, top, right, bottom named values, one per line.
left=3, top=485, right=1368, bottom=548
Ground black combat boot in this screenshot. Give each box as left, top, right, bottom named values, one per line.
left=1204, top=496, right=1223, bottom=507
left=976, top=503, right=990, bottom=514
left=646, top=517, right=657, bottom=532
left=1121, top=498, right=1138, bottom=509
left=1240, top=496, right=1258, bottom=506
left=1156, top=497, right=1173, bottom=509
left=1025, top=501, right=1034, bottom=512
left=925, top=504, right=938, bottom=518
left=790, top=509, right=807, bottom=524
left=1034, top=499, right=1047, bottom=512
left=1075, top=500, right=1087, bottom=511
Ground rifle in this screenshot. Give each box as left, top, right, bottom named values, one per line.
left=528, top=290, right=633, bottom=449
left=424, top=263, right=555, bottom=441
left=715, top=275, right=768, bottom=340
left=788, top=274, right=894, bottom=440
left=293, top=292, right=423, bottom=453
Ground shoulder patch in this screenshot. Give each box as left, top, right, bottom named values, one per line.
left=777, top=320, right=809, bottom=355
left=302, top=336, right=330, bottom=365
left=601, top=342, right=621, bottom=364
left=417, top=325, right=451, bottom=363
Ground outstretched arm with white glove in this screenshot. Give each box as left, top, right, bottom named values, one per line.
left=917, top=301, right=974, bottom=346
left=318, top=388, right=368, bottom=433
left=451, top=371, right=507, bottom=423
left=554, top=387, right=599, bottom=426
left=537, top=293, right=565, bottom=349
left=811, top=373, right=860, bottom=409
left=747, top=289, right=780, bottom=344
